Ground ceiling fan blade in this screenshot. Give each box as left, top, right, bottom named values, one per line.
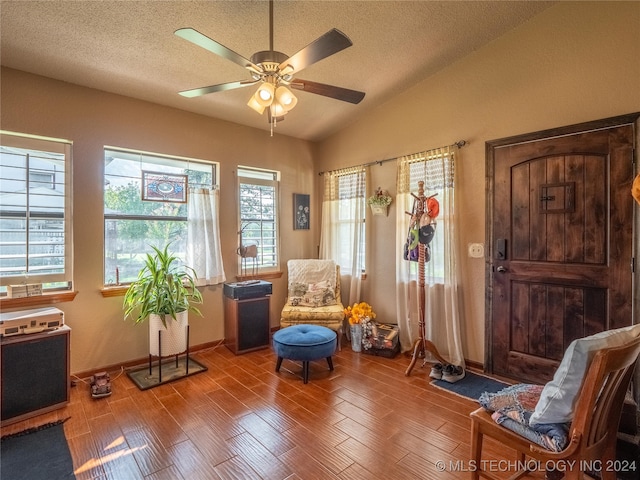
left=175, top=28, right=261, bottom=73
left=278, top=29, right=353, bottom=75
left=290, top=79, right=365, bottom=104
left=179, top=79, right=258, bottom=98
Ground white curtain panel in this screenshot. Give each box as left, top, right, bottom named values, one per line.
left=395, top=147, right=465, bottom=367
left=187, top=188, right=226, bottom=286
left=319, top=167, right=366, bottom=306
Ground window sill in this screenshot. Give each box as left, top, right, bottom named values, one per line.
left=0, top=291, right=78, bottom=309
left=101, top=286, right=128, bottom=298
left=101, top=272, right=283, bottom=298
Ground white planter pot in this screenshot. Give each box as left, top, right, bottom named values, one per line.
left=149, top=311, right=188, bottom=357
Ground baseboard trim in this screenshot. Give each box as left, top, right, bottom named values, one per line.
left=72, top=338, right=225, bottom=380
left=465, top=358, right=484, bottom=371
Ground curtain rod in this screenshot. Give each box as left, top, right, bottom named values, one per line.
left=318, top=140, right=467, bottom=176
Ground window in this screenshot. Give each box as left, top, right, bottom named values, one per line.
left=402, top=151, right=455, bottom=282
left=319, top=167, right=366, bottom=281
left=334, top=171, right=366, bottom=273
left=103, top=147, right=217, bottom=285
left=0, top=131, right=73, bottom=292
left=237, top=166, right=279, bottom=274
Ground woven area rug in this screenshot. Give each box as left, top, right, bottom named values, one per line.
left=0, top=419, right=75, bottom=480
left=431, top=370, right=510, bottom=401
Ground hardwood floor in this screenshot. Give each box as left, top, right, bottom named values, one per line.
left=2, top=339, right=544, bottom=479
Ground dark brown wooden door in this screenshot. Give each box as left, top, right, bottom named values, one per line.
left=487, top=116, right=637, bottom=384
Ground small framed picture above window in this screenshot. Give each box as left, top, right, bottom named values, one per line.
left=293, top=193, right=310, bottom=230
left=142, top=171, right=188, bottom=203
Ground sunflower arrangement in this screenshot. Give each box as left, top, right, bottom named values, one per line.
left=344, top=302, right=376, bottom=325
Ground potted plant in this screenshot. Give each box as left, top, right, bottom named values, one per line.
left=123, top=244, right=203, bottom=357
left=367, top=187, right=393, bottom=216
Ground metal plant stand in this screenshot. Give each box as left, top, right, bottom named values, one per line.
left=149, top=325, right=191, bottom=383
left=128, top=325, right=208, bottom=390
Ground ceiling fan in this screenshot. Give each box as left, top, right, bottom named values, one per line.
left=175, top=0, right=365, bottom=131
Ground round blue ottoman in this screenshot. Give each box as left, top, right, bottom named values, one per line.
left=272, top=325, right=337, bottom=384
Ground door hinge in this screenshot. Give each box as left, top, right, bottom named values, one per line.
left=632, top=257, right=636, bottom=273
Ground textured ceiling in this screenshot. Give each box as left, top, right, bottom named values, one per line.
left=0, top=1, right=555, bottom=142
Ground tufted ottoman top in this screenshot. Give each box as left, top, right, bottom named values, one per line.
left=273, top=325, right=336, bottom=361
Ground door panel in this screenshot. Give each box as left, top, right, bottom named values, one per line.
left=510, top=154, right=607, bottom=264
left=487, top=118, right=636, bottom=384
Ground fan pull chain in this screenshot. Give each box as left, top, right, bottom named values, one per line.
left=270, top=111, right=275, bottom=137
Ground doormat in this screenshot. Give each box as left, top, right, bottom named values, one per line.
left=1, top=418, right=75, bottom=480
left=127, top=356, right=207, bottom=390
left=431, top=371, right=510, bottom=401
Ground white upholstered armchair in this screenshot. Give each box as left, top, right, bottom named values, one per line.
left=280, top=259, right=345, bottom=348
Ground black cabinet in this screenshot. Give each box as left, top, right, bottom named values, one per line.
left=1, top=325, right=70, bottom=425
left=224, top=292, right=270, bottom=355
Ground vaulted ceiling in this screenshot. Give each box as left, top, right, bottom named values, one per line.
left=0, top=1, right=555, bottom=141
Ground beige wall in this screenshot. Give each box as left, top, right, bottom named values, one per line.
left=1, top=2, right=639, bottom=373
left=315, top=2, right=640, bottom=363
left=1, top=67, right=319, bottom=373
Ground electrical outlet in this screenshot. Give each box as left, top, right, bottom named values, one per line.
left=468, top=243, right=484, bottom=258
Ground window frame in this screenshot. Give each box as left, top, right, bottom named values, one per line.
left=237, top=166, right=280, bottom=276
left=0, top=131, right=73, bottom=292
left=335, top=171, right=367, bottom=275
left=103, top=146, right=218, bottom=286
left=404, top=153, right=454, bottom=283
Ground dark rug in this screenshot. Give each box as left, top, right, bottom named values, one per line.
left=0, top=419, right=75, bottom=480
left=127, top=356, right=207, bottom=390
left=431, top=370, right=510, bottom=401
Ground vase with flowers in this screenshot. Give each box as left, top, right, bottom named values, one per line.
left=344, top=302, right=376, bottom=352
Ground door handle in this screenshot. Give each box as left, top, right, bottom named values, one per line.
left=496, top=266, right=506, bottom=273
left=496, top=238, right=507, bottom=260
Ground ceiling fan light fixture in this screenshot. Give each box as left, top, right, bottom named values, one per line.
left=247, top=95, right=266, bottom=114
left=270, top=101, right=289, bottom=118
left=275, top=86, right=297, bottom=111
left=255, top=82, right=275, bottom=106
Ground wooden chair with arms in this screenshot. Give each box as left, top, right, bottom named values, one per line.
left=470, top=335, right=640, bottom=480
